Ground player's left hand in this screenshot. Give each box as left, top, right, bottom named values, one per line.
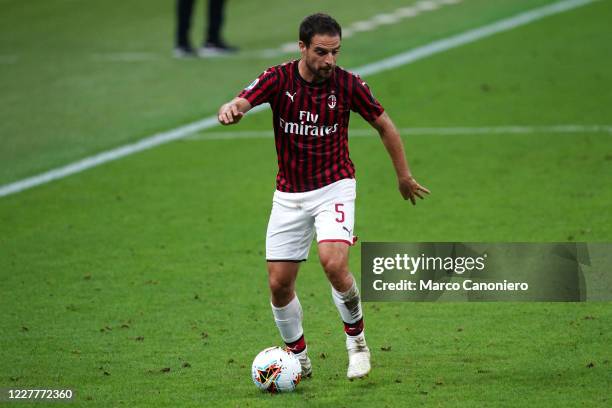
left=398, top=176, right=430, bottom=205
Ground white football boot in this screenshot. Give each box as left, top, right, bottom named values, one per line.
left=346, top=333, right=371, bottom=379
left=293, top=348, right=312, bottom=378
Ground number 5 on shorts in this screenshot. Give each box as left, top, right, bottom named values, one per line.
left=335, top=203, right=345, bottom=223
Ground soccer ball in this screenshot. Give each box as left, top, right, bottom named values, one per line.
left=251, top=346, right=302, bottom=393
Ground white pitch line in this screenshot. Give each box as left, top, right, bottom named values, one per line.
left=415, top=1, right=441, bottom=12
left=0, top=116, right=218, bottom=197
left=93, top=0, right=451, bottom=63
left=356, top=0, right=597, bottom=77
left=184, top=125, right=612, bottom=141
left=0, top=0, right=597, bottom=198
left=265, top=0, right=460, bottom=57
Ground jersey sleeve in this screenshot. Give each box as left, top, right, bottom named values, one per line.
left=350, top=75, right=385, bottom=123
left=237, top=68, right=279, bottom=107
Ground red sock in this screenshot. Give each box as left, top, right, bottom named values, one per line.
left=285, top=334, right=306, bottom=354
left=344, top=318, right=364, bottom=336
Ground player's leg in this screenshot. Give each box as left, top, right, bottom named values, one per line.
left=268, top=261, right=299, bottom=307
left=200, top=0, right=237, bottom=55
left=206, top=0, right=224, bottom=45
left=266, top=191, right=314, bottom=377
left=312, top=179, right=370, bottom=379
left=267, top=261, right=311, bottom=377
left=318, top=242, right=370, bottom=379
left=175, top=0, right=196, bottom=56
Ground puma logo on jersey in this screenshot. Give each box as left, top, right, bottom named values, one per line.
left=285, top=91, right=296, bottom=102
left=343, top=226, right=352, bottom=236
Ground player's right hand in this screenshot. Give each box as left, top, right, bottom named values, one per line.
left=218, top=103, right=244, bottom=125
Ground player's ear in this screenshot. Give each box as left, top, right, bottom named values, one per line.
left=298, top=41, right=307, bottom=54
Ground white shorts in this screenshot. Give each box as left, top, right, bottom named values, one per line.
left=266, top=178, right=357, bottom=261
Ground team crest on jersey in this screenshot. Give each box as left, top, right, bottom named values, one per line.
left=327, top=94, right=337, bottom=110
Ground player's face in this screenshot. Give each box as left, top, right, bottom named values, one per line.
left=300, top=34, right=341, bottom=82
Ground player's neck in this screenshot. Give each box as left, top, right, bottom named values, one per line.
left=297, top=59, right=327, bottom=85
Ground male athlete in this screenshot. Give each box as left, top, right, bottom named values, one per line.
left=218, top=13, right=429, bottom=379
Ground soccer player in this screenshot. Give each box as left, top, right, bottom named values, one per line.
left=217, top=13, right=429, bottom=379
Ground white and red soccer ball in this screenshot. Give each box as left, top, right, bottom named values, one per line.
left=251, top=347, right=301, bottom=393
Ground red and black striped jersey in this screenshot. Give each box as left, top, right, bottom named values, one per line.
left=238, top=59, right=384, bottom=193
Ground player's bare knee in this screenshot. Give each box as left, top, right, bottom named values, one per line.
left=320, top=253, right=348, bottom=275
left=268, top=275, right=292, bottom=293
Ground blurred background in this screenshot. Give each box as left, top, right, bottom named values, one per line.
left=1, top=0, right=610, bottom=406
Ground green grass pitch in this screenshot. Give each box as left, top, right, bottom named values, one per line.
left=0, top=0, right=610, bottom=406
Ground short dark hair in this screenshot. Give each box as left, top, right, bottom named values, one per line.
left=299, top=13, right=342, bottom=47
